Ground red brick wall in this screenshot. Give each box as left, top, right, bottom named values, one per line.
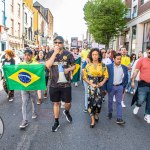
left=138, top=0, right=150, bottom=15
left=125, top=0, right=132, bottom=8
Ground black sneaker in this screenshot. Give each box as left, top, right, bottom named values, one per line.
left=51, top=122, right=60, bottom=132
left=116, top=118, right=125, bottom=125
left=107, top=113, right=112, bottom=119
left=102, top=97, right=105, bottom=103
left=63, top=110, right=72, bottom=123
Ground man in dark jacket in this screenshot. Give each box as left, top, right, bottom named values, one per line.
left=106, top=53, right=128, bottom=124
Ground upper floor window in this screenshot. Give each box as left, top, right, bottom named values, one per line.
left=18, top=23, right=20, bottom=37
left=132, top=5, right=137, bottom=18
left=2, top=10, right=5, bottom=25
left=11, top=0, right=14, bottom=13
left=18, top=4, right=20, bottom=17
left=25, top=13, right=27, bottom=24
left=141, top=0, right=149, bottom=5
left=31, top=17, right=33, bottom=27
left=11, top=19, right=14, bottom=36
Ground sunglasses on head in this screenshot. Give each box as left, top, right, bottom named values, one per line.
left=54, top=42, right=63, bottom=44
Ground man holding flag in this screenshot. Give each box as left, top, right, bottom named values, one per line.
left=3, top=49, right=46, bottom=129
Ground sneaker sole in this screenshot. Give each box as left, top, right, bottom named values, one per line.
left=32, top=116, right=37, bottom=119
left=9, top=99, right=14, bottom=102
left=51, top=125, right=60, bottom=132
left=19, top=123, right=29, bottom=129
left=116, top=122, right=125, bottom=125
left=63, top=110, right=72, bottom=123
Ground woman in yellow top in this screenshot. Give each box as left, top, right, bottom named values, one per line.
left=83, top=48, right=108, bottom=128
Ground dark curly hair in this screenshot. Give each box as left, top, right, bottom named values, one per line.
left=88, top=48, right=102, bottom=63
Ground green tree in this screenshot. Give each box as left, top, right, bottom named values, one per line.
left=84, top=0, right=128, bottom=48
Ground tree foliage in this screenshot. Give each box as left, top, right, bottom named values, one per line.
left=84, top=0, right=128, bottom=47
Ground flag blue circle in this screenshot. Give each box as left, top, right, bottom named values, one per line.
left=18, top=72, right=31, bottom=83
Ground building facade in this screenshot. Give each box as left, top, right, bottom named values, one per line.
left=23, top=0, right=34, bottom=48
left=0, top=0, right=23, bottom=51
left=0, top=0, right=7, bottom=51
left=0, top=0, right=53, bottom=51
left=113, top=0, right=150, bottom=55
left=33, top=1, right=53, bottom=47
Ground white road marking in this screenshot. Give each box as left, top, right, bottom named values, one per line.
left=16, top=125, right=38, bottom=150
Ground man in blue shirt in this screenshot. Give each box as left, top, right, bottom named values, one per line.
left=106, top=53, right=128, bottom=124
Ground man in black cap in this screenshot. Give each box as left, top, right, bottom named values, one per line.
left=46, top=36, right=75, bottom=132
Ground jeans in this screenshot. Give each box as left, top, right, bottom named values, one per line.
left=21, top=91, right=37, bottom=121
left=136, top=86, right=150, bottom=115
left=108, top=85, right=123, bottom=119
left=126, top=71, right=134, bottom=93
left=83, top=81, right=88, bottom=110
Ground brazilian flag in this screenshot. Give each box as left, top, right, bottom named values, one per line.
left=3, top=64, right=46, bottom=90
left=72, top=57, right=81, bottom=82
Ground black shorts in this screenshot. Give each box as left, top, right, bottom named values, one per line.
left=49, top=86, right=72, bottom=103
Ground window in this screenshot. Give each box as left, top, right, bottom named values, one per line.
left=31, top=17, right=32, bottom=28
left=131, top=25, right=137, bottom=53
left=11, top=0, right=14, bottom=13
left=18, top=4, right=20, bottom=17
left=25, top=13, right=27, bottom=24
left=18, top=23, right=20, bottom=37
left=132, top=5, right=137, bottom=18
left=141, top=0, right=149, bottom=5
left=2, top=11, right=4, bottom=25
left=143, top=22, right=150, bottom=52
left=11, top=19, right=14, bottom=36
left=25, top=28, right=27, bottom=39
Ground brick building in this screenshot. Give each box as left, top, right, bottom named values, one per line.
left=112, top=0, right=150, bottom=54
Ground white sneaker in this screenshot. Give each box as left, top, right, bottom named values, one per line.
left=125, top=89, right=128, bottom=93
left=133, top=106, right=140, bottom=115
left=113, top=96, right=116, bottom=102
left=121, top=101, right=126, bottom=108
left=144, top=115, right=148, bottom=122
left=75, top=82, right=78, bottom=87
left=32, top=113, right=37, bottom=119
left=146, top=115, right=150, bottom=124
left=130, top=91, right=134, bottom=94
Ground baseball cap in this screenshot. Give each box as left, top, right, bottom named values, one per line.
left=24, top=49, right=33, bottom=55
left=54, top=36, right=64, bottom=43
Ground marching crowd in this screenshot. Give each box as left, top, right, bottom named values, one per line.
left=1, top=36, right=150, bottom=132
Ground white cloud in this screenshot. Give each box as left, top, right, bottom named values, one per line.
left=33, top=0, right=87, bottom=41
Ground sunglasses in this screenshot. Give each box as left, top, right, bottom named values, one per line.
left=54, top=42, right=63, bottom=44
left=148, top=52, right=150, bottom=54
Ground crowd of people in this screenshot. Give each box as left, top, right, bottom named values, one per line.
left=1, top=35, right=150, bottom=132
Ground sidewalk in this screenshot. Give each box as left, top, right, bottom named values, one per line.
left=0, top=80, right=3, bottom=91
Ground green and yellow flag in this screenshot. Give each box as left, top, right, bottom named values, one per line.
left=72, top=57, right=81, bottom=83
left=3, top=64, right=46, bottom=90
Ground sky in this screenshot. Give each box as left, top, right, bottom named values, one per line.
left=33, top=0, right=88, bottom=41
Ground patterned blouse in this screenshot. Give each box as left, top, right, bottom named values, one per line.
left=83, top=63, right=109, bottom=81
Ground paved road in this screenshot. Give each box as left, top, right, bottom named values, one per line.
left=0, top=82, right=150, bottom=150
